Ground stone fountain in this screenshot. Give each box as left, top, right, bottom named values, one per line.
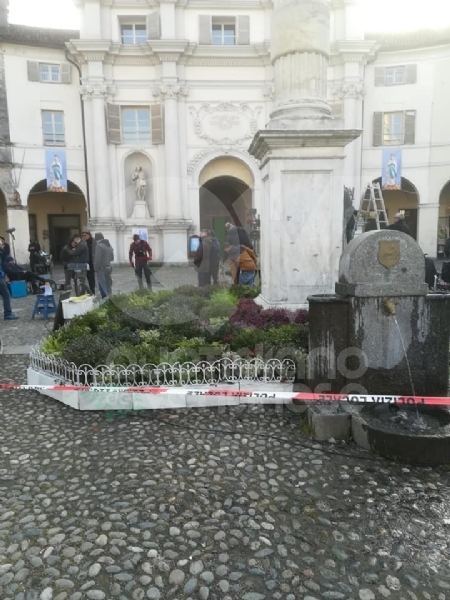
left=307, top=230, right=450, bottom=466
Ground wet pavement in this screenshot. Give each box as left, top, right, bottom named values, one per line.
left=0, top=268, right=450, bottom=599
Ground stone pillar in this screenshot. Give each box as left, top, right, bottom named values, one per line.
left=154, top=85, right=190, bottom=262
left=269, top=0, right=332, bottom=126
left=249, top=0, right=361, bottom=308
left=0, top=0, right=8, bottom=32
left=80, top=84, right=114, bottom=222
left=6, top=206, right=29, bottom=264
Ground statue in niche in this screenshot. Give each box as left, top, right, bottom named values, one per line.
left=132, top=166, right=147, bottom=203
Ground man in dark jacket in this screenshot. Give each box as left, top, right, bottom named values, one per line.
left=3, top=256, right=47, bottom=294
left=0, top=236, right=10, bottom=268
left=81, top=229, right=96, bottom=294
left=28, top=239, right=41, bottom=272
left=444, top=237, right=450, bottom=259
left=0, top=267, right=17, bottom=320
left=225, top=222, right=253, bottom=249
left=94, top=232, right=114, bottom=298
left=209, top=230, right=221, bottom=285
left=129, top=234, right=152, bottom=290
left=387, top=213, right=410, bottom=235
left=67, top=235, right=91, bottom=295
left=194, top=230, right=213, bottom=287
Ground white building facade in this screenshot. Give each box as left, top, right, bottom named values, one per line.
left=0, top=0, right=448, bottom=264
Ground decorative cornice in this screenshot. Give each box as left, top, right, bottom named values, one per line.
left=330, top=40, right=378, bottom=65
left=248, top=129, right=362, bottom=163
left=80, top=83, right=116, bottom=100
left=153, top=85, right=189, bottom=100
left=335, top=81, right=366, bottom=100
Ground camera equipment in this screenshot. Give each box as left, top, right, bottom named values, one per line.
left=5, top=227, right=15, bottom=234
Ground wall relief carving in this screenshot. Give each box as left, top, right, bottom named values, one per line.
left=189, top=102, right=261, bottom=146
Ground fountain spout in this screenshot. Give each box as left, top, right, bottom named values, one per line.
left=383, top=299, right=397, bottom=316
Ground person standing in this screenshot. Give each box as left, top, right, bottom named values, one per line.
left=225, top=222, right=253, bottom=249
left=209, top=230, right=221, bottom=285
left=28, top=239, right=41, bottom=272
left=0, top=236, right=11, bottom=268
left=67, top=234, right=91, bottom=296
left=224, top=243, right=257, bottom=286
left=387, top=213, right=410, bottom=235
left=60, top=236, right=77, bottom=291
left=81, top=229, right=96, bottom=294
left=444, top=236, right=450, bottom=259
left=194, top=230, right=213, bottom=287
left=129, top=234, right=152, bottom=290
left=0, top=267, right=18, bottom=320
left=94, top=232, right=114, bottom=298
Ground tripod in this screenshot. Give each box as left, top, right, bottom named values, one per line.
left=8, top=231, right=16, bottom=261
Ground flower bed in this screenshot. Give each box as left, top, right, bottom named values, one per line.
left=38, top=284, right=309, bottom=384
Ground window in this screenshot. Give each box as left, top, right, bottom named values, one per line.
left=374, top=64, right=417, bottom=86
left=121, top=23, right=147, bottom=45
left=211, top=18, right=236, bottom=45
left=42, top=111, right=65, bottom=146
left=383, top=112, right=404, bottom=145
left=121, top=108, right=151, bottom=143
left=39, top=63, right=61, bottom=83
left=384, top=66, right=405, bottom=86
left=373, top=110, right=416, bottom=146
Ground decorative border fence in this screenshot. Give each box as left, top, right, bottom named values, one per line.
left=29, top=347, right=296, bottom=388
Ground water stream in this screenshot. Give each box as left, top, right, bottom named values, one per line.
left=393, top=315, right=422, bottom=426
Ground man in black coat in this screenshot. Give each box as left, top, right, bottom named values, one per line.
left=387, top=213, right=410, bottom=235
left=67, top=235, right=91, bottom=295
left=81, top=228, right=96, bottom=294
left=225, top=222, right=253, bottom=249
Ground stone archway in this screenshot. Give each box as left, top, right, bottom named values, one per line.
left=372, top=176, right=419, bottom=239
left=199, top=157, right=253, bottom=248
left=27, top=180, right=88, bottom=261
left=438, top=180, right=450, bottom=255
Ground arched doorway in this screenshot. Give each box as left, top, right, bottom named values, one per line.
left=199, top=157, right=253, bottom=248
left=438, top=180, right=450, bottom=256
left=0, top=188, right=7, bottom=237
left=27, top=180, right=88, bottom=262
left=371, top=177, right=419, bottom=239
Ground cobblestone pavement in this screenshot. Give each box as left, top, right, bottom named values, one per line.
left=1, top=265, right=197, bottom=353
left=1, top=268, right=450, bottom=599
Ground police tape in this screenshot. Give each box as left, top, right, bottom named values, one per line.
left=0, top=383, right=449, bottom=405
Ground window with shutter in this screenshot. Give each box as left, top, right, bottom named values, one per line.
left=147, top=11, right=161, bottom=40
left=150, top=104, right=164, bottom=145
left=107, top=104, right=122, bottom=145
left=374, top=67, right=385, bottom=87
left=405, top=64, right=417, bottom=84
left=237, top=15, right=250, bottom=45
left=61, top=63, right=72, bottom=84
left=404, top=110, right=416, bottom=145
left=199, top=15, right=212, bottom=44
left=373, top=112, right=383, bottom=146
left=27, top=61, right=40, bottom=82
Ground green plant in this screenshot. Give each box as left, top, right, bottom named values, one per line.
left=62, top=334, right=115, bottom=367
left=200, top=289, right=238, bottom=320
left=229, top=284, right=260, bottom=300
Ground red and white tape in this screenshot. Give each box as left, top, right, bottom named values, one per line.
left=0, top=383, right=449, bottom=405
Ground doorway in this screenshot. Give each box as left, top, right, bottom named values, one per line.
left=48, top=214, right=81, bottom=262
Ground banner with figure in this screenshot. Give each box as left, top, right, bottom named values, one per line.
left=46, top=149, right=67, bottom=192
left=382, top=148, right=402, bottom=191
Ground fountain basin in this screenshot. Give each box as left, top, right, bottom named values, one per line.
left=353, top=404, right=450, bottom=466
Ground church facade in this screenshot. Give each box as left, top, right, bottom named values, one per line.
left=0, top=0, right=449, bottom=263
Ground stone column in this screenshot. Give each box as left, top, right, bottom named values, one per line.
left=249, top=0, right=361, bottom=308
left=6, top=206, right=29, bottom=264
left=80, top=84, right=114, bottom=222
left=154, top=85, right=190, bottom=262
left=269, top=0, right=332, bottom=126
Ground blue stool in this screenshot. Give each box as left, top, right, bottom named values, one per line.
left=32, top=294, right=57, bottom=320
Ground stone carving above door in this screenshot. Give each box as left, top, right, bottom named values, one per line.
left=189, top=102, right=261, bottom=146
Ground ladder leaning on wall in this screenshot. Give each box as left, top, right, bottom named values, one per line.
left=355, top=182, right=389, bottom=236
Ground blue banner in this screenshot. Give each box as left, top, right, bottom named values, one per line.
left=382, top=148, right=402, bottom=191
left=46, top=149, right=67, bottom=192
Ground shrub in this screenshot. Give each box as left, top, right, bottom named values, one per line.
left=229, top=284, right=260, bottom=300
left=62, top=334, right=115, bottom=367
left=230, top=298, right=263, bottom=327
left=173, top=285, right=210, bottom=298
left=259, top=308, right=293, bottom=327
left=293, top=309, right=309, bottom=325
left=200, top=289, right=238, bottom=320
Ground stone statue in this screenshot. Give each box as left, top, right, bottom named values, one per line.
left=132, top=166, right=147, bottom=203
